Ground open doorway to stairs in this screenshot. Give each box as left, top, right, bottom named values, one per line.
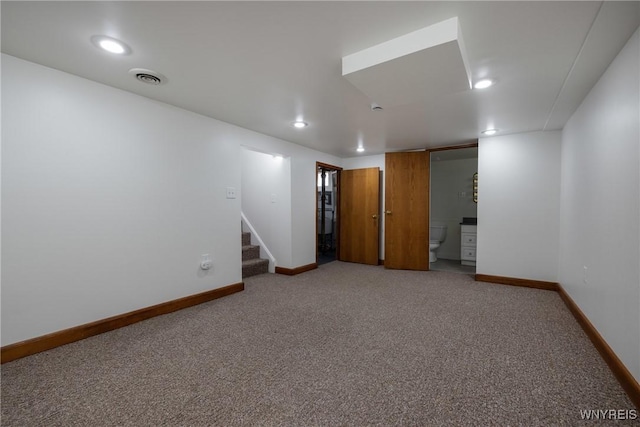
left=316, top=162, right=341, bottom=265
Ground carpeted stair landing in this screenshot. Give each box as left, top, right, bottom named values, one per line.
left=242, top=231, right=269, bottom=278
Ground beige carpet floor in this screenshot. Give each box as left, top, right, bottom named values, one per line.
left=1, top=262, right=636, bottom=426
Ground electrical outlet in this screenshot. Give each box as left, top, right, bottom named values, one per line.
left=201, top=254, right=212, bottom=270
left=226, top=187, right=236, bottom=199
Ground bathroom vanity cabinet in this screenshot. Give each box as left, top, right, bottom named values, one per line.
left=460, top=224, right=477, bottom=266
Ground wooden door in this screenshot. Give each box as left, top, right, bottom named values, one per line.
left=384, top=152, right=430, bottom=270
left=339, top=167, right=380, bottom=265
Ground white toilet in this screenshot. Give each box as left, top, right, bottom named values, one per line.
left=429, top=225, right=448, bottom=262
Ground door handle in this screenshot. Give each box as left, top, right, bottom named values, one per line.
left=372, top=214, right=378, bottom=219
left=385, top=210, right=392, bottom=215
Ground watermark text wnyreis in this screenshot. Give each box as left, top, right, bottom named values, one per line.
left=580, top=409, right=637, bottom=421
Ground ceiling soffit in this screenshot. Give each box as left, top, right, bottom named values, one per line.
left=342, top=17, right=472, bottom=109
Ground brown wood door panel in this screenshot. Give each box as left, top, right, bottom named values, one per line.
left=339, top=167, right=380, bottom=265
left=384, top=152, right=430, bottom=270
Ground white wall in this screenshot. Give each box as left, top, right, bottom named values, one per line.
left=1, top=55, right=340, bottom=345
left=559, top=29, right=639, bottom=382
left=241, top=148, right=292, bottom=268
left=476, top=131, right=561, bottom=282
left=430, top=158, right=478, bottom=260
left=343, top=154, right=385, bottom=259
left=2, top=55, right=240, bottom=345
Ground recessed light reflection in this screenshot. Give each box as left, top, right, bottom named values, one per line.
left=293, top=121, right=308, bottom=129
left=91, top=35, right=131, bottom=55
left=474, top=79, right=494, bottom=89
left=481, top=129, right=498, bottom=136
left=100, top=40, right=125, bottom=54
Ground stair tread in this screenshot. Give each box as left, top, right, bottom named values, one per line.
left=242, top=258, right=269, bottom=266
left=241, top=229, right=268, bottom=278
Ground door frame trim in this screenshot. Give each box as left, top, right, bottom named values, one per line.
left=427, top=141, right=479, bottom=153
left=317, top=162, right=343, bottom=171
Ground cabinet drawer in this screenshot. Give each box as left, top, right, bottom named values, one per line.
left=461, top=234, right=477, bottom=246
left=461, top=225, right=477, bottom=234
left=461, top=248, right=476, bottom=260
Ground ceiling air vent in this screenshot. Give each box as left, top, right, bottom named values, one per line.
left=128, top=68, right=165, bottom=85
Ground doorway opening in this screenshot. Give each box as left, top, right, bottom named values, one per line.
left=428, top=144, right=478, bottom=275
left=316, top=163, right=341, bottom=265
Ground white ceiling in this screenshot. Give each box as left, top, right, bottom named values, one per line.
left=2, top=1, right=638, bottom=158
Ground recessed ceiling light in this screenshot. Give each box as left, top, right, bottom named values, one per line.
left=357, top=147, right=365, bottom=153
left=91, top=35, right=131, bottom=55
left=293, top=121, right=308, bottom=129
left=474, top=79, right=494, bottom=89
left=481, top=128, right=499, bottom=136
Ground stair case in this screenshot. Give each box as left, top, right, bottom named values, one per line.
left=242, top=231, right=269, bottom=278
